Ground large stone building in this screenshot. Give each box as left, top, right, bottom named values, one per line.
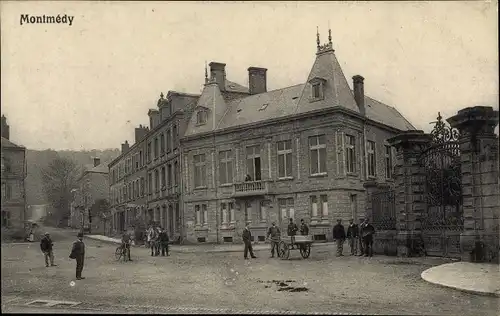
left=108, top=91, right=199, bottom=242
left=71, top=157, right=110, bottom=234
left=1, top=115, right=27, bottom=231
left=180, top=33, right=415, bottom=244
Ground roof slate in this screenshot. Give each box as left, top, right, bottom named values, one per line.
left=1, top=137, right=24, bottom=149
left=363, top=94, right=416, bottom=131
left=218, top=84, right=304, bottom=129
left=183, top=47, right=416, bottom=137
left=296, top=48, right=359, bottom=114
left=184, top=81, right=228, bottom=137
left=225, top=79, right=249, bottom=93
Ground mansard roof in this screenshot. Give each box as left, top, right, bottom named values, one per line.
left=184, top=80, right=228, bottom=137
left=295, top=44, right=359, bottom=114
left=183, top=39, right=416, bottom=137
left=218, top=84, right=304, bottom=129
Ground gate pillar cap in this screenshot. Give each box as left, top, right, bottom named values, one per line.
left=447, top=106, right=499, bottom=132
left=388, top=131, right=432, bottom=149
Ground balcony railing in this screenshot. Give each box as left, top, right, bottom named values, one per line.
left=233, top=180, right=269, bottom=197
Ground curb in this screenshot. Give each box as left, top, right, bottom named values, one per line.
left=421, top=268, right=500, bottom=298
left=86, top=235, right=334, bottom=254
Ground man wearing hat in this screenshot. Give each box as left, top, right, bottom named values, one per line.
left=69, top=232, right=86, bottom=280
left=40, top=232, right=57, bottom=267
left=267, top=222, right=281, bottom=258
left=332, top=219, right=346, bottom=257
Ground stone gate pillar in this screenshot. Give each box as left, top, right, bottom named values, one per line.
left=448, top=106, right=499, bottom=262
left=363, top=180, right=378, bottom=221
left=388, top=131, right=432, bottom=257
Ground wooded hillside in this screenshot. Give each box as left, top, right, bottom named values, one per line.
left=26, top=148, right=120, bottom=205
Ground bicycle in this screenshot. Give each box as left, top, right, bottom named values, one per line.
left=115, top=244, right=127, bottom=261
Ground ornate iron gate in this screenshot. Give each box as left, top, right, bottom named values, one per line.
left=372, top=190, right=396, bottom=231
left=419, top=113, right=463, bottom=258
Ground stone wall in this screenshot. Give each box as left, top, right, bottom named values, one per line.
left=182, top=110, right=398, bottom=244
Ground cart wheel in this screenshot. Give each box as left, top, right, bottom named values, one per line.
left=278, top=241, right=287, bottom=258
left=281, top=243, right=290, bottom=260
left=115, top=247, right=123, bottom=261
left=300, top=243, right=311, bottom=259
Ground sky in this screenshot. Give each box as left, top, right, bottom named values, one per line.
left=1, top=1, right=498, bottom=151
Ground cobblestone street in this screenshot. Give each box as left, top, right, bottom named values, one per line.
left=1, top=231, right=499, bottom=315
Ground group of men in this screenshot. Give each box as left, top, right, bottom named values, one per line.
left=39, top=231, right=86, bottom=280
left=145, top=225, right=170, bottom=257
left=243, top=217, right=375, bottom=259
left=117, top=224, right=171, bottom=261
left=333, top=218, right=375, bottom=257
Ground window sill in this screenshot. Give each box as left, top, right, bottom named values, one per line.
left=385, top=178, right=394, bottom=182
left=219, top=183, right=233, bottom=187
left=195, top=226, right=209, bottom=232
left=346, top=172, right=359, bottom=177
left=310, top=172, right=327, bottom=178
left=195, top=123, right=206, bottom=127
left=367, top=175, right=376, bottom=180
left=194, top=186, right=207, bottom=191
left=277, top=176, right=294, bottom=181
left=309, top=97, right=325, bottom=103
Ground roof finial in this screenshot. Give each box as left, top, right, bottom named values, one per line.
left=160, top=92, right=164, bottom=99
left=204, top=60, right=208, bottom=84
left=316, top=26, right=320, bottom=50
left=328, top=21, right=332, bottom=45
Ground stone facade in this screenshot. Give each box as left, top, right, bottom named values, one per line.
left=179, top=35, right=415, bottom=244
left=108, top=92, right=198, bottom=242
left=448, top=106, right=500, bottom=262
left=182, top=110, right=402, bottom=244
left=110, top=33, right=416, bottom=245
left=1, top=116, right=27, bottom=233
left=71, top=158, right=110, bottom=234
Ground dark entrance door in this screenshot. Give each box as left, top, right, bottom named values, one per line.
left=118, top=211, right=125, bottom=232
left=419, top=113, right=463, bottom=258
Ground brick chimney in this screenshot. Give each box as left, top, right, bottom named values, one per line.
left=248, top=67, right=267, bottom=95
left=121, top=141, right=130, bottom=154
left=135, top=124, right=148, bottom=143
left=93, top=157, right=101, bottom=167
left=1, top=115, right=10, bottom=140
left=352, top=75, right=366, bottom=116
left=148, top=109, right=160, bottom=129
left=209, top=62, right=226, bottom=91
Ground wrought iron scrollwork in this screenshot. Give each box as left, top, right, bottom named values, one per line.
left=419, top=112, right=464, bottom=258
left=429, top=112, right=460, bottom=144
left=371, top=190, right=396, bottom=230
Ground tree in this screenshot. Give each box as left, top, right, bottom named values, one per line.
left=41, top=156, right=81, bottom=227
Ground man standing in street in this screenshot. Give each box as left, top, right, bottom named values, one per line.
left=121, top=229, right=132, bottom=261
left=159, top=227, right=170, bottom=256
left=40, top=232, right=57, bottom=267
left=267, top=222, right=281, bottom=258
left=361, top=218, right=376, bottom=257
left=346, top=219, right=359, bottom=256
left=358, top=218, right=365, bottom=256
left=242, top=224, right=257, bottom=259
left=69, top=232, right=86, bottom=280
left=300, top=219, right=309, bottom=236
left=332, top=219, right=346, bottom=257
left=287, top=218, right=298, bottom=248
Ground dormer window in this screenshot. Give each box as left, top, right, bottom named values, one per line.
left=196, top=110, right=207, bottom=125
left=312, top=84, right=321, bottom=98
left=308, top=77, right=326, bottom=102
